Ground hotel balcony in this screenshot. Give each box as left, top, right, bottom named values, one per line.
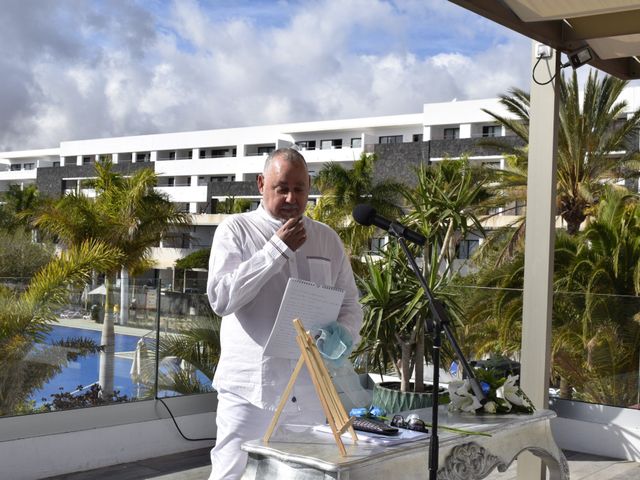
left=0, top=169, right=38, bottom=181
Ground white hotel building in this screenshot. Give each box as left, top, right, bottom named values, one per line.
left=2, top=91, right=640, bottom=288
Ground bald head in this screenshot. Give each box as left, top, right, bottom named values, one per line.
left=263, top=147, right=308, bottom=175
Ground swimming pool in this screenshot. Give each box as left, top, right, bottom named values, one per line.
left=32, top=325, right=144, bottom=405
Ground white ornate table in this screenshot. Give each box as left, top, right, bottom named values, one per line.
left=241, top=408, right=569, bottom=479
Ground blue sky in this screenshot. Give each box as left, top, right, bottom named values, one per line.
left=0, top=0, right=542, bottom=150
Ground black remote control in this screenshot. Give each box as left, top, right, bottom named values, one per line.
left=352, top=417, right=399, bottom=436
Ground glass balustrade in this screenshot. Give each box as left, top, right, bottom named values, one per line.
left=0, top=279, right=217, bottom=418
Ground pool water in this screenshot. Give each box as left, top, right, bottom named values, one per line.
left=32, top=325, right=144, bottom=404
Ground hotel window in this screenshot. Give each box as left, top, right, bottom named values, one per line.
left=188, top=150, right=193, bottom=159
left=23, top=163, right=35, bottom=170
left=296, top=140, right=316, bottom=150
left=200, top=150, right=206, bottom=158
left=211, top=149, right=228, bottom=157
left=370, top=237, right=385, bottom=253
left=457, top=239, right=479, bottom=259
left=163, top=232, right=191, bottom=247
left=82, top=156, right=93, bottom=165
left=137, top=152, right=150, bottom=162
left=320, top=139, right=342, bottom=149
left=413, top=134, right=423, bottom=142
left=257, top=146, right=275, bottom=155
left=167, top=177, right=175, bottom=187
left=10, top=164, right=21, bottom=171
left=169, top=151, right=176, bottom=160
left=482, top=125, right=500, bottom=137
left=443, top=128, right=459, bottom=140
left=379, top=135, right=403, bottom=144
left=53, top=161, right=60, bottom=167
left=350, top=137, right=362, bottom=148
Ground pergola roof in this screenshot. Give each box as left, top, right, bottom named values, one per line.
left=450, top=0, right=640, bottom=79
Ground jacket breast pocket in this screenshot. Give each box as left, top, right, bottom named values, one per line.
left=307, top=256, right=332, bottom=286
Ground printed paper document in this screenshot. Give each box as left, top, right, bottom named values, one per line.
left=263, top=278, right=344, bottom=359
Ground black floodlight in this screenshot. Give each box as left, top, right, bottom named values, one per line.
left=567, top=46, right=593, bottom=69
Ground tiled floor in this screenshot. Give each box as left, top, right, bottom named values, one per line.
left=44, top=448, right=640, bottom=479
left=44, top=448, right=212, bottom=480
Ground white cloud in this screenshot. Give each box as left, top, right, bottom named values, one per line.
left=0, top=0, right=533, bottom=151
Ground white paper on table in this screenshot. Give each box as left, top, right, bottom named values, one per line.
left=312, top=424, right=429, bottom=446
left=263, top=278, right=345, bottom=359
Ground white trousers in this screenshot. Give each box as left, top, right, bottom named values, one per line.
left=208, top=387, right=324, bottom=480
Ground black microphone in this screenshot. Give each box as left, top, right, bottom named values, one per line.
left=352, top=204, right=426, bottom=246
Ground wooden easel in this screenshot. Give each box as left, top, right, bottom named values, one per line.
left=263, top=318, right=358, bottom=456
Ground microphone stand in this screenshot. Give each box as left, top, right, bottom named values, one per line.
left=388, top=223, right=487, bottom=480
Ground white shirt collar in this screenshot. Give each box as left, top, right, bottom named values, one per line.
left=256, top=202, right=283, bottom=226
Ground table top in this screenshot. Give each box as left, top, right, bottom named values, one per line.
left=242, top=407, right=557, bottom=473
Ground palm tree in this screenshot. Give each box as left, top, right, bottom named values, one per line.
left=138, top=313, right=221, bottom=397
left=553, top=186, right=640, bottom=404
left=354, top=243, right=463, bottom=394
left=310, top=153, right=403, bottom=258
left=32, top=160, right=189, bottom=396
left=458, top=247, right=526, bottom=360
left=474, top=154, right=529, bottom=267
left=0, top=240, right=122, bottom=415
left=462, top=234, right=583, bottom=399
left=475, top=71, right=640, bottom=400
left=354, top=158, right=489, bottom=394
left=0, top=229, right=53, bottom=280
left=402, top=158, right=492, bottom=276
left=0, top=184, right=42, bottom=232
left=465, top=186, right=640, bottom=404
left=483, top=70, right=640, bottom=235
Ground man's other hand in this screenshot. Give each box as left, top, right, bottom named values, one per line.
left=277, top=217, right=306, bottom=251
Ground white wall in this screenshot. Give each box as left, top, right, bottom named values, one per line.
left=0, top=413, right=215, bottom=479
left=551, top=400, right=640, bottom=462
left=156, top=185, right=208, bottom=203
left=0, top=392, right=218, bottom=479
left=154, top=156, right=265, bottom=177
left=299, top=147, right=363, bottom=166
left=423, top=98, right=508, bottom=126
left=0, top=169, right=37, bottom=181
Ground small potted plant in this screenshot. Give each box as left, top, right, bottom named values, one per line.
left=352, top=243, right=453, bottom=413
left=351, top=159, right=490, bottom=413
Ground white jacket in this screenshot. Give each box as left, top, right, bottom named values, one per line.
left=207, top=204, right=363, bottom=409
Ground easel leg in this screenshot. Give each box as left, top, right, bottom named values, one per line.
left=307, top=341, right=357, bottom=440
left=296, top=334, right=349, bottom=456
left=264, top=319, right=356, bottom=456
left=263, top=356, right=305, bottom=443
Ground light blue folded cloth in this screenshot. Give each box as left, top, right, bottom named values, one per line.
left=315, top=322, right=353, bottom=362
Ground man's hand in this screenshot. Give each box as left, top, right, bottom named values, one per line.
left=277, top=217, right=307, bottom=251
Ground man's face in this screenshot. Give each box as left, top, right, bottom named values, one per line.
left=257, top=156, right=310, bottom=221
